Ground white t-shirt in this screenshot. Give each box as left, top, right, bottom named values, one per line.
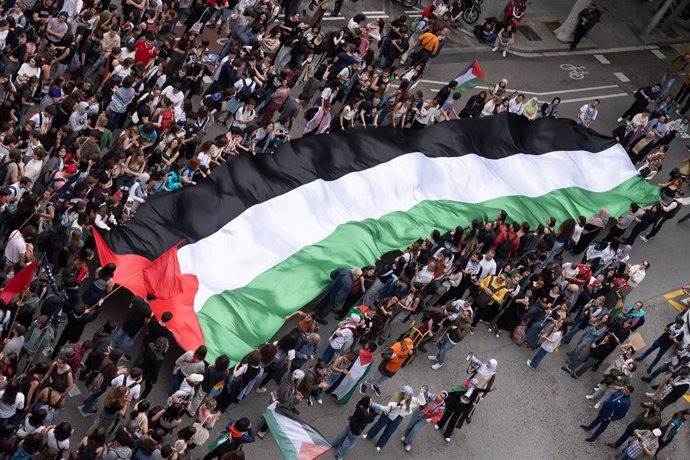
left=0, top=390, right=25, bottom=418
left=329, top=326, right=354, bottom=350
left=450, top=299, right=473, bottom=317
left=197, top=151, right=211, bottom=167
left=577, top=104, right=598, bottom=125
left=477, top=258, right=497, bottom=282
left=110, top=374, right=141, bottom=401
left=4, top=230, right=27, bottom=264
left=46, top=428, right=70, bottom=451
left=541, top=330, right=562, bottom=352
left=161, top=86, right=184, bottom=107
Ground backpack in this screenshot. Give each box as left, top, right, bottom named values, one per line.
left=495, top=232, right=516, bottom=259
left=539, top=102, right=549, bottom=117
left=512, top=321, right=527, bottom=345
left=235, top=78, right=254, bottom=103
left=88, top=372, right=105, bottom=393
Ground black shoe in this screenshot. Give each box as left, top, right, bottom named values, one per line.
left=584, top=437, right=596, bottom=443
left=561, top=366, right=572, bottom=373
left=372, top=385, right=381, bottom=397
left=291, top=408, right=300, bottom=415
left=651, top=384, right=659, bottom=390
left=418, top=345, right=427, bottom=352
left=641, top=376, right=651, bottom=383
left=591, top=366, right=599, bottom=372
left=580, top=425, right=590, bottom=431
left=315, top=317, right=328, bottom=325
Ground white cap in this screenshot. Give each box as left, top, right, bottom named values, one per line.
left=402, top=385, right=414, bottom=396
left=187, top=373, right=204, bottom=384
left=352, top=267, right=363, bottom=277
left=652, top=428, right=662, bottom=437
left=489, top=359, right=498, bottom=369
left=292, top=369, right=305, bottom=380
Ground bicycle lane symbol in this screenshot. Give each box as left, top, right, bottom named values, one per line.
left=560, top=64, right=589, bottom=80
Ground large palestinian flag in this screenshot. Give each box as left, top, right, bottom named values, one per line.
left=96, top=113, right=659, bottom=362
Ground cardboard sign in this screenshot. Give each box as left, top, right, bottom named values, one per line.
left=628, top=332, right=645, bottom=351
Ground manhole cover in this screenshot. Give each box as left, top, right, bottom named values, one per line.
left=518, top=24, right=542, bottom=41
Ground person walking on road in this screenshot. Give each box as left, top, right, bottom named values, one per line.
left=580, top=386, right=633, bottom=443
left=401, top=390, right=446, bottom=452
left=618, top=84, right=661, bottom=123
left=607, top=400, right=662, bottom=450
left=660, top=53, right=690, bottom=98
left=634, top=318, right=685, bottom=374
left=576, top=100, right=600, bottom=128
left=570, top=3, right=602, bottom=50
left=332, top=396, right=380, bottom=459
left=360, top=338, right=414, bottom=397
left=617, top=428, right=660, bottom=459
left=363, top=385, right=422, bottom=452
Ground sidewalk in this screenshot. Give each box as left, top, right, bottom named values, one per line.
left=449, top=0, right=690, bottom=55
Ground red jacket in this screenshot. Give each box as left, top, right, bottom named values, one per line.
left=420, top=398, right=446, bottom=423
left=492, top=229, right=520, bottom=258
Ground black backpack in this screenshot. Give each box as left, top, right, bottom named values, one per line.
left=495, top=233, right=516, bottom=259
left=235, top=78, right=255, bottom=103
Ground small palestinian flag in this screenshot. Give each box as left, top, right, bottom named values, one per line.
left=453, top=59, right=486, bottom=92
left=263, top=402, right=332, bottom=460
left=326, top=348, right=374, bottom=404
left=96, top=113, right=658, bottom=362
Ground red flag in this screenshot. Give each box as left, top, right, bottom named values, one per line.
left=1, top=261, right=36, bottom=304
left=143, top=242, right=185, bottom=300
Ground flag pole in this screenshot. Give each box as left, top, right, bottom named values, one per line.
left=0, top=260, right=41, bottom=354
left=94, top=269, right=145, bottom=305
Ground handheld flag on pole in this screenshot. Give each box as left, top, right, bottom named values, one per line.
left=453, top=59, right=486, bottom=92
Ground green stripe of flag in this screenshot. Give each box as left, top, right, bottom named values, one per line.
left=198, top=177, right=659, bottom=361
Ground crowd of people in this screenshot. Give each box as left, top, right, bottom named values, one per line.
left=0, top=0, right=686, bottom=458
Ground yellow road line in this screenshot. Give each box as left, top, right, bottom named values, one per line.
left=668, top=300, right=686, bottom=312
left=684, top=395, right=690, bottom=404
left=663, top=289, right=685, bottom=299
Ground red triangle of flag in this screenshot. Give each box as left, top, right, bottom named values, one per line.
left=1, top=261, right=35, bottom=304
left=143, top=241, right=185, bottom=300
left=298, top=442, right=331, bottom=460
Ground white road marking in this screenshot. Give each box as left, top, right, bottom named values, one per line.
left=614, top=72, right=630, bottom=82
left=593, top=54, right=610, bottom=64
left=508, top=44, right=660, bottom=58
left=556, top=93, right=629, bottom=104
left=417, top=79, right=621, bottom=96
left=651, top=49, right=666, bottom=59
left=363, top=11, right=386, bottom=14
left=323, top=15, right=389, bottom=20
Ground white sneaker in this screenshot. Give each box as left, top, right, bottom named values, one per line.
left=593, top=403, right=601, bottom=409
left=585, top=394, right=595, bottom=400
left=616, top=117, right=623, bottom=122
left=362, top=434, right=368, bottom=439
left=445, top=437, right=451, bottom=442
left=432, top=363, right=444, bottom=370
left=376, top=447, right=381, bottom=452
left=526, top=359, right=532, bottom=368
left=640, top=236, right=649, bottom=243
left=427, top=355, right=437, bottom=361
left=255, top=387, right=267, bottom=394
left=405, top=445, right=412, bottom=452
left=492, top=47, right=498, bottom=52
left=502, top=50, right=507, bottom=57
left=434, top=424, right=439, bottom=430
left=645, top=392, right=655, bottom=397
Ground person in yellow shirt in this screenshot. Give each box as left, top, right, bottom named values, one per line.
left=411, top=31, right=440, bottom=67
left=471, top=273, right=511, bottom=328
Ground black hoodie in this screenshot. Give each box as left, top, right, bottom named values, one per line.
left=348, top=396, right=378, bottom=435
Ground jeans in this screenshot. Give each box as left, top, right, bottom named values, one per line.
left=562, top=314, right=585, bottom=344
left=543, top=239, right=566, bottom=266
left=659, top=72, right=677, bottom=98
left=83, top=389, right=104, bottom=413
left=529, top=347, right=549, bottom=369
left=619, top=451, right=636, bottom=460
left=333, top=426, right=359, bottom=458
left=625, top=222, right=651, bottom=246
left=366, top=414, right=403, bottom=449
left=403, top=409, right=427, bottom=446
left=648, top=361, right=670, bottom=381
left=637, top=339, right=670, bottom=371
left=363, top=369, right=387, bottom=388
left=435, top=334, right=457, bottom=365
left=167, top=370, right=186, bottom=396
left=612, top=419, right=640, bottom=448
left=321, top=344, right=338, bottom=365
left=584, top=412, right=612, bottom=440
left=111, top=329, right=135, bottom=354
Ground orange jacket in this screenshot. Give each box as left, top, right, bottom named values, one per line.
left=419, top=32, right=440, bottom=55
left=384, top=340, right=412, bottom=373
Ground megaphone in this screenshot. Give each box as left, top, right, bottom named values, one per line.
left=460, top=385, right=475, bottom=404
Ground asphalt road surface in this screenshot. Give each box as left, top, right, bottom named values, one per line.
left=49, top=4, right=690, bottom=459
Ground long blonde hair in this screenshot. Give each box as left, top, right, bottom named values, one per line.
left=105, top=386, right=127, bottom=406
